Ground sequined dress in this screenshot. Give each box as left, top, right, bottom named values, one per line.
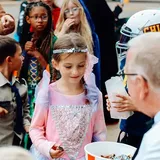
left=29, top=82, right=107, bottom=160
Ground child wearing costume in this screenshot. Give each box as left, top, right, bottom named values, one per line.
left=29, top=33, right=107, bottom=160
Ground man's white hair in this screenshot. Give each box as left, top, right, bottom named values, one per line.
left=0, top=146, right=34, bottom=160
left=127, top=32, right=160, bottom=92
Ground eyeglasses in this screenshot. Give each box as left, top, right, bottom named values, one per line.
left=29, top=15, right=48, bottom=22
left=117, top=73, right=147, bottom=81
left=64, top=7, right=79, bottom=17
left=117, top=73, right=137, bottom=77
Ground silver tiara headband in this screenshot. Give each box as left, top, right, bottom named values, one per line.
left=53, top=48, right=88, bottom=54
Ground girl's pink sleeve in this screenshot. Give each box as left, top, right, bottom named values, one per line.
left=29, top=104, right=55, bottom=159
left=92, top=92, right=107, bottom=142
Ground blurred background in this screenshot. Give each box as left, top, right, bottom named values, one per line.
left=1, top=0, right=160, bottom=38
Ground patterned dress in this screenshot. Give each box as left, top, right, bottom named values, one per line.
left=29, top=81, right=107, bottom=160
left=20, top=33, right=57, bottom=148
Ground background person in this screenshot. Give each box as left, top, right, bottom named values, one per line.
left=82, top=0, right=119, bottom=125
left=0, top=146, right=34, bottom=160
left=106, top=9, right=160, bottom=148
left=0, top=4, right=15, bottom=35
left=0, top=36, right=30, bottom=146
left=54, top=0, right=102, bottom=88
left=54, top=0, right=93, bottom=55
left=19, top=1, right=56, bottom=149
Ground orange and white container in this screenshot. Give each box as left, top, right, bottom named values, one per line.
left=84, top=141, right=136, bottom=160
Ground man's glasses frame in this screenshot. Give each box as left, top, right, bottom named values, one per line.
left=117, top=73, right=147, bottom=82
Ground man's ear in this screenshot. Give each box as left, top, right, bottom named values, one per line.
left=26, top=16, right=31, bottom=24
left=52, top=59, right=59, bottom=70
left=136, top=75, right=149, bottom=100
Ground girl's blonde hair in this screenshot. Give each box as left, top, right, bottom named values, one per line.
left=54, top=0, right=93, bottom=54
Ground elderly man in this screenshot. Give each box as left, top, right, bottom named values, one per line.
left=0, top=4, right=15, bottom=35
left=125, top=32, right=160, bottom=160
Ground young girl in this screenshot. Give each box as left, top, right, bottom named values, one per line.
left=54, top=0, right=93, bottom=54
left=19, top=1, right=56, bottom=149
left=0, top=4, right=15, bottom=35
left=19, top=1, right=56, bottom=116
left=29, top=33, right=107, bottom=160
left=54, top=0, right=101, bottom=88
left=14, top=0, right=62, bottom=42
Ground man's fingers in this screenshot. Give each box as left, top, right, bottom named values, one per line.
left=107, top=106, right=111, bottom=111
left=116, top=108, right=127, bottom=112
left=116, top=94, right=127, bottom=100
left=112, top=97, right=130, bottom=105
left=114, top=103, right=130, bottom=112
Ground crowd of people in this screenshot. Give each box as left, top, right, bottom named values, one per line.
left=0, top=0, right=160, bottom=160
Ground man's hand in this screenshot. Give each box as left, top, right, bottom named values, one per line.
left=112, top=94, right=137, bottom=112
left=105, top=95, right=111, bottom=111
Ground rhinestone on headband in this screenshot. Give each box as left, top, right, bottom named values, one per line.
left=53, top=48, right=88, bottom=54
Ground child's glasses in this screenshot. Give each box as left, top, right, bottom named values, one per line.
left=64, top=7, right=80, bottom=17
left=29, top=15, right=48, bottom=22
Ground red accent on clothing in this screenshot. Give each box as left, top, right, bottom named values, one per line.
left=52, top=7, right=60, bottom=29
